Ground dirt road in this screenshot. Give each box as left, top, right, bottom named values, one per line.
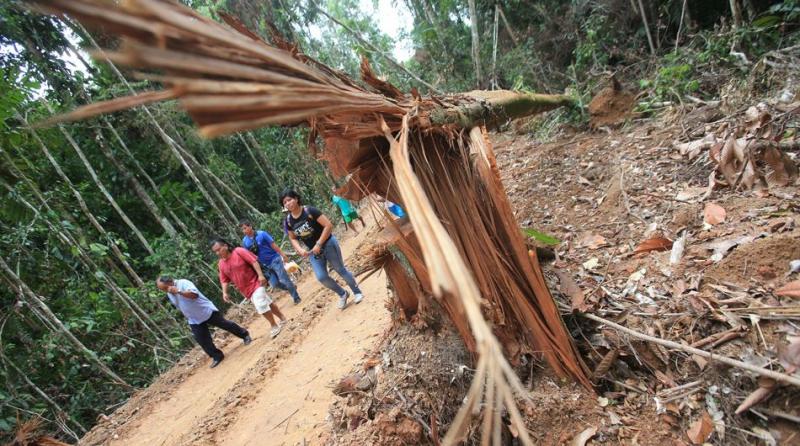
left=82, top=223, right=391, bottom=446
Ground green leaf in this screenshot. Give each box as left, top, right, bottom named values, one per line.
left=521, top=228, right=561, bottom=246
left=89, top=242, right=109, bottom=256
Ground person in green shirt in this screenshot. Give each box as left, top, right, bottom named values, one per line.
left=331, top=187, right=365, bottom=232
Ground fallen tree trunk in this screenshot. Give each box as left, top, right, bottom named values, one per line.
left=32, top=0, right=592, bottom=442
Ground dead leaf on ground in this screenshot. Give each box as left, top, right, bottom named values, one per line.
left=579, top=233, right=608, bottom=250
left=675, top=186, right=706, bottom=202
left=333, top=373, right=361, bottom=395
left=706, top=235, right=756, bottom=262
left=571, top=426, right=597, bottom=446
left=703, top=203, right=727, bottom=226
left=362, top=358, right=381, bottom=370
left=775, top=280, right=800, bottom=298
left=763, top=146, right=798, bottom=186
left=555, top=269, right=588, bottom=312
left=582, top=257, right=600, bottom=270
left=633, top=236, right=673, bottom=255
left=686, top=411, right=714, bottom=444
left=778, top=337, right=800, bottom=374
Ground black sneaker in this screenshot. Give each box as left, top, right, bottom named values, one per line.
left=210, top=357, right=224, bottom=368
left=243, top=335, right=252, bottom=345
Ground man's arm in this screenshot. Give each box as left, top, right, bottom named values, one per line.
left=221, top=282, right=231, bottom=303
left=177, top=289, right=199, bottom=299
left=169, top=280, right=199, bottom=299
left=271, top=242, right=289, bottom=262
left=251, top=260, right=268, bottom=287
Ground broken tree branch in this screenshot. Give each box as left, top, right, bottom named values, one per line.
left=581, top=312, right=800, bottom=387
left=429, top=90, right=575, bottom=128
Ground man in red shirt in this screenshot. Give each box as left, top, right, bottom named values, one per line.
left=212, top=238, right=287, bottom=338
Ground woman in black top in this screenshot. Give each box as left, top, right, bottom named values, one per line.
left=281, top=189, right=364, bottom=309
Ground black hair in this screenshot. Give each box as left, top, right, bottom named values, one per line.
left=238, top=218, right=253, bottom=228
left=210, top=238, right=235, bottom=250
left=156, top=275, right=173, bottom=285
left=279, top=188, right=302, bottom=207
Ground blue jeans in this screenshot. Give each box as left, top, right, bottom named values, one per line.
left=264, top=257, right=301, bottom=303
left=309, top=236, right=362, bottom=297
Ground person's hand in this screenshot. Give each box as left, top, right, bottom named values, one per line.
left=167, top=286, right=179, bottom=294
left=281, top=254, right=289, bottom=263
left=258, top=275, right=268, bottom=287
left=311, top=244, right=322, bottom=255
left=222, top=293, right=231, bottom=303
left=297, top=248, right=309, bottom=257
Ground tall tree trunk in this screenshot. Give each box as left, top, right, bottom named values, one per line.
left=467, top=0, right=483, bottom=87
left=73, top=22, right=239, bottom=229
left=96, top=126, right=178, bottom=237
left=1, top=180, right=180, bottom=344
left=2, top=145, right=136, bottom=285
left=730, top=0, right=744, bottom=28
left=237, top=133, right=276, bottom=192
left=17, top=113, right=146, bottom=287
left=44, top=104, right=156, bottom=255
left=636, top=0, right=657, bottom=55
left=491, top=5, right=499, bottom=89
left=245, top=132, right=281, bottom=185
left=0, top=257, right=131, bottom=388
left=64, top=35, right=190, bottom=236
left=104, top=121, right=191, bottom=235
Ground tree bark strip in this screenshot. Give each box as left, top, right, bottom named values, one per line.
left=467, top=0, right=483, bottom=86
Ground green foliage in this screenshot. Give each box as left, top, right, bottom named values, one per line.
left=522, top=228, right=561, bottom=246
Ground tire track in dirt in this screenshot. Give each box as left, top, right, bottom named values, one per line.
left=99, top=275, right=331, bottom=446
left=210, top=271, right=391, bottom=445
left=80, top=222, right=391, bottom=446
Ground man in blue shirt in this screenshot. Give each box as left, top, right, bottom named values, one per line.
left=239, top=219, right=302, bottom=304
left=157, top=276, right=251, bottom=368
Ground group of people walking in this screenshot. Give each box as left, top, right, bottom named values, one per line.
left=158, top=189, right=365, bottom=368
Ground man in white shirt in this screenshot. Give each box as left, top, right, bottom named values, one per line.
left=157, top=276, right=251, bottom=368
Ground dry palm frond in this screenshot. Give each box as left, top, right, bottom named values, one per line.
left=32, top=0, right=593, bottom=441
left=384, top=115, right=539, bottom=445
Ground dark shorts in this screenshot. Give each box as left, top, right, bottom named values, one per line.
left=343, top=211, right=359, bottom=223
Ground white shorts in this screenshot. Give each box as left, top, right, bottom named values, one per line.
left=250, top=287, right=273, bottom=314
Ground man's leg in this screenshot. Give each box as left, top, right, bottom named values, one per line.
left=268, top=302, right=287, bottom=322
left=261, top=264, right=286, bottom=290
left=251, top=286, right=286, bottom=341
left=271, top=258, right=301, bottom=303
left=190, top=322, right=223, bottom=361
left=205, top=311, right=248, bottom=339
